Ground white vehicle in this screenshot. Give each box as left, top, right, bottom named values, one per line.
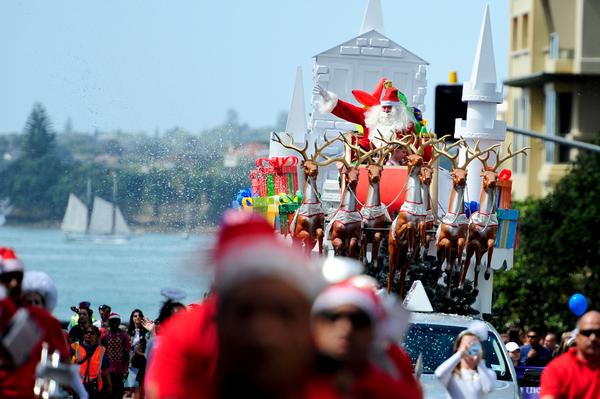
left=403, top=312, right=520, bottom=399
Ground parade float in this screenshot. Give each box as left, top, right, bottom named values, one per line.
left=232, top=2, right=528, bottom=317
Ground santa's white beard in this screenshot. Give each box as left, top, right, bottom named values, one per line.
left=365, top=105, right=409, bottom=147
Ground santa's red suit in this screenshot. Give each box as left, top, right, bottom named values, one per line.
left=319, top=84, right=432, bottom=163
left=0, top=248, right=70, bottom=399
left=0, top=301, right=69, bottom=399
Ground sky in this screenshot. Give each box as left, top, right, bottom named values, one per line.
left=0, top=1, right=509, bottom=135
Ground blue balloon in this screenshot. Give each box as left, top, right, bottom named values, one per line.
left=568, top=293, right=588, bottom=316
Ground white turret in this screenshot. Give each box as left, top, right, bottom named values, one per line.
left=454, top=5, right=510, bottom=315
left=455, top=5, right=506, bottom=201
left=359, top=0, right=384, bottom=35
left=269, top=66, right=308, bottom=158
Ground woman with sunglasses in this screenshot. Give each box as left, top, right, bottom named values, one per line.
left=311, top=275, right=414, bottom=398
left=434, top=321, right=496, bottom=399
left=70, top=325, right=112, bottom=399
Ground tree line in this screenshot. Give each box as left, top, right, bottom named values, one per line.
left=0, top=103, right=283, bottom=228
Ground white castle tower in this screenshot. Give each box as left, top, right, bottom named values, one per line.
left=308, top=0, right=429, bottom=205
left=455, top=5, right=507, bottom=200
left=455, top=5, right=510, bottom=314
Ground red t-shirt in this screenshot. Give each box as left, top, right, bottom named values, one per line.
left=540, top=348, right=600, bottom=399
left=0, top=305, right=69, bottom=399
left=144, top=295, right=219, bottom=399
left=387, top=343, right=423, bottom=399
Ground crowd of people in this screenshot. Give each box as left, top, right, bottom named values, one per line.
left=0, top=210, right=598, bottom=399
left=502, top=325, right=577, bottom=368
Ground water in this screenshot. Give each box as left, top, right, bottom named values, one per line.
left=0, top=226, right=214, bottom=322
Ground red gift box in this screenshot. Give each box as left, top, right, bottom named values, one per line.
left=253, top=156, right=299, bottom=195
left=497, top=169, right=512, bottom=209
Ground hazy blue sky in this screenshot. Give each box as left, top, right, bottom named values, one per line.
left=1, top=1, right=508, bottom=134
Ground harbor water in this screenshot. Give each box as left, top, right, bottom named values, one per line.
left=0, top=226, right=213, bottom=322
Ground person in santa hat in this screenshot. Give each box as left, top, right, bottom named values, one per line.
left=314, top=79, right=411, bottom=150
left=0, top=247, right=70, bottom=399
left=311, top=275, right=422, bottom=398
left=145, top=211, right=338, bottom=399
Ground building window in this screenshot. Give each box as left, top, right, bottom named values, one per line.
left=557, top=92, right=573, bottom=163
left=522, top=14, right=529, bottom=49
left=512, top=17, right=519, bottom=51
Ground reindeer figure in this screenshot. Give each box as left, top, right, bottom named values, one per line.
left=418, top=135, right=450, bottom=256
left=434, top=140, right=494, bottom=294
left=356, top=145, right=391, bottom=269
left=460, top=143, right=529, bottom=288
left=383, top=134, right=428, bottom=296
left=318, top=135, right=379, bottom=258
left=271, top=132, right=340, bottom=255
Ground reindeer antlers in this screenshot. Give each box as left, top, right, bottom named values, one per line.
left=271, top=132, right=309, bottom=160
left=271, top=131, right=341, bottom=162
left=489, top=143, right=530, bottom=171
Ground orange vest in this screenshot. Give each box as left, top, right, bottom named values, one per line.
left=71, top=343, right=105, bottom=391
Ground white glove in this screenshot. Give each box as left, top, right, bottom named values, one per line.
left=313, top=84, right=331, bottom=103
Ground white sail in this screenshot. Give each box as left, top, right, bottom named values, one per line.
left=114, top=206, right=131, bottom=236
left=88, top=196, right=114, bottom=235
left=61, top=194, right=88, bottom=233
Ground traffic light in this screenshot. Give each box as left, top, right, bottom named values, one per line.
left=434, top=83, right=467, bottom=140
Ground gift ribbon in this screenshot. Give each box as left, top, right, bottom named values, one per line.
left=498, top=168, right=512, bottom=181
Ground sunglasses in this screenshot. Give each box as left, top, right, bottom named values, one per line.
left=579, top=329, right=600, bottom=338
left=527, top=335, right=538, bottom=339
left=319, top=310, right=372, bottom=329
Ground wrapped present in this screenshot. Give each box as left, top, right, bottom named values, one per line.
left=497, top=169, right=512, bottom=209
left=254, top=156, right=299, bottom=195
left=496, top=208, right=519, bottom=249
left=278, top=192, right=301, bottom=236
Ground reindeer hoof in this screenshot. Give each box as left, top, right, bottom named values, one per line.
left=484, top=270, right=491, bottom=280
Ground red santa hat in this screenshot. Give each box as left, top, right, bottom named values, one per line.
left=0, top=247, right=24, bottom=274
left=213, top=210, right=325, bottom=299
left=380, top=87, right=401, bottom=107
left=108, top=312, right=121, bottom=321
left=312, top=275, right=383, bottom=321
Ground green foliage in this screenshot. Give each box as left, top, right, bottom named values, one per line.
left=23, top=103, right=56, bottom=158
left=0, top=102, right=279, bottom=227
left=494, top=149, right=600, bottom=333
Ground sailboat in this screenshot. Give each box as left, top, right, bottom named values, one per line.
left=61, top=176, right=131, bottom=243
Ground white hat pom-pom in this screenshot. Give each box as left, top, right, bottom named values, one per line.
left=467, top=320, right=489, bottom=341
left=22, top=271, right=58, bottom=312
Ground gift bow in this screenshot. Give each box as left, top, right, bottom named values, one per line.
left=498, top=169, right=512, bottom=181
left=255, top=156, right=299, bottom=168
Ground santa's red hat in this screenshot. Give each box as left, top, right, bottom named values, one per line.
left=312, top=275, right=383, bottom=321
left=380, top=87, right=401, bottom=107
left=0, top=247, right=24, bottom=274
left=213, top=210, right=325, bottom=299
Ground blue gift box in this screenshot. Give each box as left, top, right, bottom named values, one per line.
left=496, top=208, right=519, bottom=249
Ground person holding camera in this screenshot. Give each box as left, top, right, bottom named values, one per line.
left=435, top=321, right=497, bottom=399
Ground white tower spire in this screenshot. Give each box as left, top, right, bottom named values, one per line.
left=455, top=4, right=506, bottom=200
left=269, top=66, right=307, bottom=158
left=286, top=66, right=308, bottom=144
left=359, top=0, right=385, bottom=35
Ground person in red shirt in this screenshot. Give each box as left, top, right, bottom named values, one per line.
left=145, top=211, right=338, bottom=399
left=540, top=310, right=600, bottom=399
left=311, top=275, right=421, bottom=398
left=0, top=247, right=70, bottom=399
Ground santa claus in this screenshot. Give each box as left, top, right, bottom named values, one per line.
left=313, top=79, right=411, bottom=151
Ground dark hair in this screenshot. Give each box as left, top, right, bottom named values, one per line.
left=80, top=308, right=93, bottom=318
left=128, top=309, right=145, bottom=336
left=156, top=300, right=184, bottom=325
left=508, top=327, right=522, bottom=344
left=86, top=325, right=101, bottom=337
left=528, top=326, right=544, bottom=336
